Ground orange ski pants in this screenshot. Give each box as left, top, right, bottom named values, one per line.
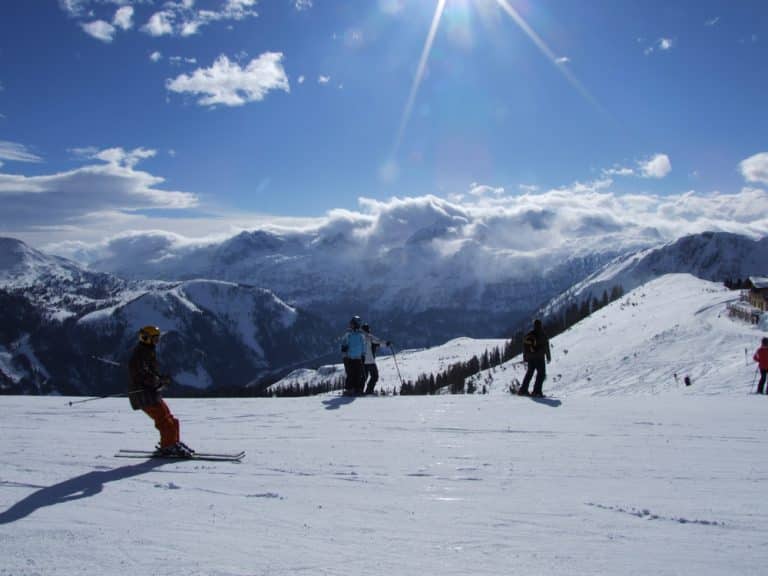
left=142, top=399, right=180, bottom=448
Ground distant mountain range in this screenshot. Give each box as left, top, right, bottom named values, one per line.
left=1, top=230, right=766, bottom=395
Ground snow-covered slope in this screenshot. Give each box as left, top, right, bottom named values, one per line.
left=270, top=336, right=509, bottom=395
left=1, top=393, right=766, bottom=576
left=275, top=274, right=764, bottom=398
left=477, top=274, right=763, bottom=397
left=544, top=232, right=768, bottom=318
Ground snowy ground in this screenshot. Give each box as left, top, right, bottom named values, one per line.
left=1, top=394, right=767, bottom=576
left=2, top=274, right=767, bottom=575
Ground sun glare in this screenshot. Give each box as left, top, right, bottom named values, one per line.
left=389, top=0, right=599, bottom=170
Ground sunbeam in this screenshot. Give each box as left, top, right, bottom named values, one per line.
left=392, top=0, right=447, bottom=158
left=494, top=0, right=601, bottom=110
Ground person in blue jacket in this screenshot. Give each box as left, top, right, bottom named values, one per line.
left=340, top=315, right=366, bottom=395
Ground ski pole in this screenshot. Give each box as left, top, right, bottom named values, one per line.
left=389, top=345, right=405, bottom=388
left=752, top=366, right=760, bottom=394
left=91, top=355, right=122, bottom=367
left=68, top=392, right=126, bottom=406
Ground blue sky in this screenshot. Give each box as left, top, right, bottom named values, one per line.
left=0, top=0, right=767, bottom=254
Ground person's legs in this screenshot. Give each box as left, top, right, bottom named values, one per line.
left=519, top=364, right=535, bottom=395
left=143, top=399, right=179, bottom=448
left=364, top=364, right=379, bottom=394
left=758, top=369, right=767, bottom=394
left=532, top=359, right=547, bottom=396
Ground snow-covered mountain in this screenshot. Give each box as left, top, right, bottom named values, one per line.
left=89, top=226, right=629, bottom=345
left=543, top=231, right=768, bottom=319
left=0, top=238, right=334, bottom=395
left=2, top=229, right=766, bottom=396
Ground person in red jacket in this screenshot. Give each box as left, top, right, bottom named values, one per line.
left=754, top=337, right=768, bottom=394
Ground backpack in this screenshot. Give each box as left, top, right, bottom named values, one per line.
left=523, top=332, right=538, bottom=356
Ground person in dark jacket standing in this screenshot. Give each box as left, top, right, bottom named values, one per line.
left=754, top=337, right=768, bottom=394
left=128, top=325, right=193, bottom=456
left=517, top=319, right=552, bottom=398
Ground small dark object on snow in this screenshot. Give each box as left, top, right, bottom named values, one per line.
left=684, top=375, right=692, bottom=386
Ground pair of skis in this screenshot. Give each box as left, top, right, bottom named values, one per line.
left=115, top=448, right=245, bottom=462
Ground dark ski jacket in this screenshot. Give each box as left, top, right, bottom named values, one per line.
left=127, top=342, right=164, bottom=410
left=523, top=328, right=551, bottom=363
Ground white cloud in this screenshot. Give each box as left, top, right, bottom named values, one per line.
left=142, top=0, right=257, bottom=37
left=644, top=37, right=674, bottom=55
left=143, top=10, right=174, bottom=36
left=81, top=20, right=116, bottom=42
left=166, top=53, right=290, bottom=107
left=555, top=56, right=571, bottom=65
left=739, top=152, right=768, bottom=185
left=294, top=0, right=313, bottom=10
left=705, top=17, right=720, bottom=27
left=7, top=160, right=768, bottom=270
left=0, top=146, right=197, bottom=234
left=113, top=5, right=133, bottom=30
left=603, top=166, right=635, bottom=177
left=639, top=154, right=672, bottom=179
left=297, top=75, right=305, bottom=84
left=469, top=184, right=505, bottom=197
left=0, top=141, right=43, bottom=164
left=169, top=56, right=198, bottom=66
left=149, top=51, right=162, bottom=62
left=318, top=75, right=331, bottom=84
left=93, top=146, right=157, bottom=168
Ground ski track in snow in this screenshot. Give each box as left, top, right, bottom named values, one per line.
left=1, top=394, right=767, bottom=576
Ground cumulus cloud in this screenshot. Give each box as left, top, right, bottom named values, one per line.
left=639, top=154, right=672, bottom=179
left=14, top=177, right=768, bottom=279
left=0, top=146, right=197, bottom=235
left=644, top=37, right=674, bottom=55
left=149, top=51, right=162, bottom=62
left=0, top=141, right=43, bottom=164
left=113, top=5, right=134, bottom=30
left=81, top=20, right=117, bottom=42
left=141, top=0, right=258, bottom=37
left=294, top=0, right=313, bottom=10
left=739, top=152, right=768, bottom=184
left=143, top=10, right=174, bottom=36
left=166, top=53, right=289, bottom=107
left=603, top=165, right=635, bottom=177
left=318, top=75, right=331, bottom=84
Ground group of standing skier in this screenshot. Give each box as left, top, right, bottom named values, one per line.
left=340, top=315, right=391, bottom=396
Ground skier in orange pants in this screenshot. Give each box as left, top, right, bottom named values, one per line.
left=128, top=326, right=192, bottom=457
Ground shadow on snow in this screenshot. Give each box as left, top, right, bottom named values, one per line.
left=322, top=395, right=356, bottom=410
left=0, top=459, right=168, bottom=525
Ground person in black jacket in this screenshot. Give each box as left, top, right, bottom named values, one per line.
left=517, top=319, right=551, bottom=398
left=128, top=326, right=193, bottom=456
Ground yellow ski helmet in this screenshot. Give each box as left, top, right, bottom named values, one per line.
left=138, top=325, right=161, bottom=345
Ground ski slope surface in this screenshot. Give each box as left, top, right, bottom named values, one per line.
left=479, top=274, right=765, bottom=397
left=1, top=393, right=767, bottom=576
left=2, top=273, right=767, bottom=575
